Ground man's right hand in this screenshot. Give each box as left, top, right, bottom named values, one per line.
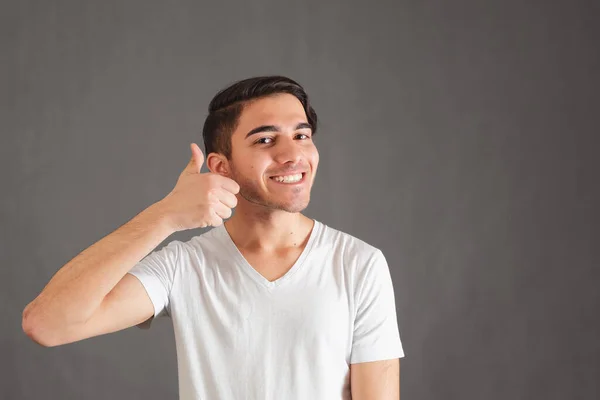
left=160, top=143, right=240, bottom=232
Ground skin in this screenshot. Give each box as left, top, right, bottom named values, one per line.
left=351, top=358, right=400, bottom=400
left=206, top=93, right=319, bottom=252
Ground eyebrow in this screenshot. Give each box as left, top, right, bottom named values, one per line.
left=245, top=122, right=312, bottom=139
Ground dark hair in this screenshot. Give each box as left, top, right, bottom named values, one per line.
left=202, top=76, right=318, bottom=160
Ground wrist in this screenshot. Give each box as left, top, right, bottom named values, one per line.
left=145, top=200, right=178, bottom=235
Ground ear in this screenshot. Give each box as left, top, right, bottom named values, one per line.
left=206, top=153, right=231, bottom=177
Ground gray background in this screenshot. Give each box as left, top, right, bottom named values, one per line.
left=2, top=0, right=598, bottom=399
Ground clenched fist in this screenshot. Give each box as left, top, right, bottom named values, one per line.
left=159, top=143, right=240, bottom=232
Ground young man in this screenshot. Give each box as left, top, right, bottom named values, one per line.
left=22, top=76, right=405, bottom=399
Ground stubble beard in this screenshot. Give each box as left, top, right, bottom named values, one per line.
left=229, top=164, right=309, bottom=214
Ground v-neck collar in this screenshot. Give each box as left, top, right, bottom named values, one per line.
left=216, top=219, right=321, bottom=290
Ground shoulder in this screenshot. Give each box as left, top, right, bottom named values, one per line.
left=159, top=226, right=225, bottom=263
left=318, top=222, right=393, bottom=300
left=188, top=225, right=227, bottom=248
left=318, top=221, right=384, bottom=268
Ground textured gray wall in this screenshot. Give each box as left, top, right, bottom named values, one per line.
left=2, top=0, right=598, bottom=399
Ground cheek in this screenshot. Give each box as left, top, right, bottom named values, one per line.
left=310, top=147, right=320, bottom=169
left=247, top=161, right=270, bottom=181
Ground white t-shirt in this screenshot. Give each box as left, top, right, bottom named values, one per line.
left=127, top=219, right=404, bottom=400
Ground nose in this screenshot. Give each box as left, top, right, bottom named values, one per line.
left=273, top=136, right=303, bottom=165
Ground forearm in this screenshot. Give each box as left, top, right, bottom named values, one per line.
left=23, top=201, right=175, bottom=330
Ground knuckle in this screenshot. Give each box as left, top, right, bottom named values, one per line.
left=206, top=189, right=218, bottom=202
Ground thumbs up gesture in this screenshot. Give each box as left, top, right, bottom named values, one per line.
left=159, top=143, right=240, bottom=232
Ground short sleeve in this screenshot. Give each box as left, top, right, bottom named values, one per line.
left=127, top=240, right=181, bottom=329
left=350, top=249, right=405, bottom=363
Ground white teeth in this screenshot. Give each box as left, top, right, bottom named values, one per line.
left=272, top=173, right=303, bottom=183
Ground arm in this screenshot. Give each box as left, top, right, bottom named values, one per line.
left=350, top=358, right=400, bottom=400
left=22, top=201, right=175, bottom=347
left=22, top=143, right=239, bottom=347
left=350, top=249, right=405, bottom=398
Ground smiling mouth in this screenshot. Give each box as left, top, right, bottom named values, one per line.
left=269, top=172, right=306, bottom=184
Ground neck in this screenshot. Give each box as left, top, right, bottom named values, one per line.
left=223, top=206, right=314, bottom=252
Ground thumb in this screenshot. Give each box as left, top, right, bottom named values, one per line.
left=187, top=143, right=205, bottom=174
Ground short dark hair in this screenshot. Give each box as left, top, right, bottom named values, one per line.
left=202, top=76, right=318, bottom=160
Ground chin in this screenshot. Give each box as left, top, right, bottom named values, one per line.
left=239, top=184, right=311, bottom=213
left=271, top=198, right=310, bottom=213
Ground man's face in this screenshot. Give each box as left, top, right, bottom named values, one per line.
left=227, top=93, right=319, bottom=213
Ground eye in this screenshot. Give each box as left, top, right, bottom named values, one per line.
left=254, top=133, right=311, bottom=145
left=255, top=137, right=274, bottom=145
